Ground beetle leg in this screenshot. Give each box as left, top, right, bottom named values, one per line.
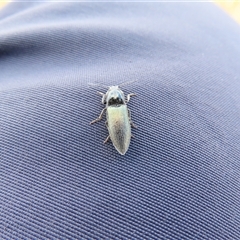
left=103, top=135, right=110, bottom=143
left=128, top=109, right=137, bottom=128
left=90, top=107, right=107, bottom=124
left=126, top=93, right=136, bottom=103
left=97, top=92, right=106, bottom=104
left=130, top=121, right=137, bottom=128
left=98, top=91, right=105, bottom=96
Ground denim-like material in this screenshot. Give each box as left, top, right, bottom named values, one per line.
left=0, top=2, right=240, bottom=239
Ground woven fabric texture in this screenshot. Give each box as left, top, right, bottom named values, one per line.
left=0, top=2, right=240, bottom=239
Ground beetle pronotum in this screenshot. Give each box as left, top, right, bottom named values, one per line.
left=90, top=85, right=136, bottom=155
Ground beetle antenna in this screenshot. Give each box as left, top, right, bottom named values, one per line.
left=89, top=80, right=137, bottom=89
left=118, top=80, right=137, bottom=87
left=88, top=83, right=109, bottom=88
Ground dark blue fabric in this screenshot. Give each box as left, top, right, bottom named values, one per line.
left=1, top=2, right=240, bottom=239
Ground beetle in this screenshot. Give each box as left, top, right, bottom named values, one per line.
left=90, top=85, right=136, bottom=155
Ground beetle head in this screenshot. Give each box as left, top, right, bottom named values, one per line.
left=106, top=86, right=125, bottom=106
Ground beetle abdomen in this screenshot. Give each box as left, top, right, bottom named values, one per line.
left=106, top=105, right=131, bottom=155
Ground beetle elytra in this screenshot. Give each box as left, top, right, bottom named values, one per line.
left=90, top=85, right=136, bottom=155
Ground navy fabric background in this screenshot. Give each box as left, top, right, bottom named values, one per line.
left=1, top=2, right=240, bottom=239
